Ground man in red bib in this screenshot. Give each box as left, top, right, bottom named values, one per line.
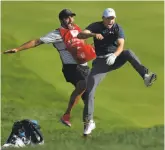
left=2, top=9, right=96, bottom=127
left=59, top=10, right=96, bottom=64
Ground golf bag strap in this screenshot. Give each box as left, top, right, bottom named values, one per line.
left=6, top=121, right=22, bottom=143
left=22, top=120, right=44, bottom=142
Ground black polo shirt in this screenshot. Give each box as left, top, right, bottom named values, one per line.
left=86, top=22, right=125, bottom=56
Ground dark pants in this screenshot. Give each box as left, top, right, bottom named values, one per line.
left=83, top=49, right=148, bottom=121
left=62, top=64, right=90, bottom=101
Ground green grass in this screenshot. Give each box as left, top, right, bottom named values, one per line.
left=1, top=1, right=164, bottom=150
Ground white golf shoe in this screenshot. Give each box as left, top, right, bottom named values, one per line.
left=83, top=120, right=96, bottom=136
left=144, top=73, right=157, bottom=87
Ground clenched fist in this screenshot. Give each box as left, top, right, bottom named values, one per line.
left=95, top=34, right=104, bottom=40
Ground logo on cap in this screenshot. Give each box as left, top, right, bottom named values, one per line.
left=103, top=8, right=116, bottom=18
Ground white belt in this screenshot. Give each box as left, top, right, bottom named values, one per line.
left=80, top=62, right=88, bottom=66
left=97, top=54, right=111, bottom=58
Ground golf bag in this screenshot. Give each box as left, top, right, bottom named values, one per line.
left=2, top=119, right=44, bottom=148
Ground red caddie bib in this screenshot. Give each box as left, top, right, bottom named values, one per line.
left=59, top=24, right=96, bottom=64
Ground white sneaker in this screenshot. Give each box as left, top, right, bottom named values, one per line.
left=84, top=120, right=96, bottom=135
left=144, top=73, right=157, bottom=87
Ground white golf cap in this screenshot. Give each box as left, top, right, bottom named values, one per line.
left=102, top=8, right=116, bottom=18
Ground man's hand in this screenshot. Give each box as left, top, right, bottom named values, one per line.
left=2, top=49, right=18, bottom=54
left=95, top=34, right=104, bottom=40
left=106, top=53, right=117, bottom=66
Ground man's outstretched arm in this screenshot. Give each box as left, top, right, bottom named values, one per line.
left=77, top=29, right=104, bottom=40
left=2, top=39, right=44, bottom=54
left=77, top=30, right=95, bottom=39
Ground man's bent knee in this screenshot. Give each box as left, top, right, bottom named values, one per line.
left=76, top=80, right=87, bottom=92
left=123, top=49, right=132, bottom=55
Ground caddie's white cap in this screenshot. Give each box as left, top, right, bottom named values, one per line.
left=102, top=8, right=116, bottom=18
